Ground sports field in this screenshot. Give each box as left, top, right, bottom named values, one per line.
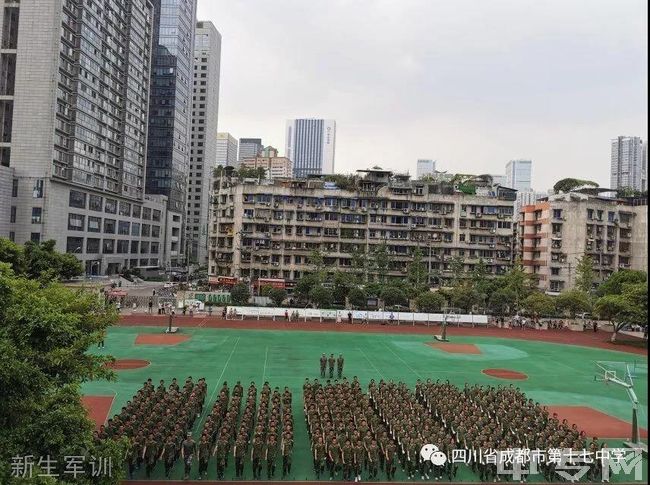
left=83, top=320, right=648, bottom=483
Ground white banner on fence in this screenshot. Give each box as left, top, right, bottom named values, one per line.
left=225, top=306, right=488, bottom=325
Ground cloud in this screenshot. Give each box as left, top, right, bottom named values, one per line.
left=198, top=0, right=647, bottom=189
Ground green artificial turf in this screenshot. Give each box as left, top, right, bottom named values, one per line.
left=83, top=326, right=648, bottom=482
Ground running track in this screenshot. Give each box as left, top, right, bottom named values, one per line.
left=119, top=315, right=648, bottom=356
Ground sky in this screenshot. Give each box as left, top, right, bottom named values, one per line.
left=197, top=0, right=648, bottom=191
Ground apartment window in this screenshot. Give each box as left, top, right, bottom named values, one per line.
left=131, top=223, right=140, bottom=237
left=130, top=241, right=139, bottom=254
left=66, top=237, right=84, bottom=254
left=118, top=221, right=130, bottom=235
left=140, top=241, right=150, bottom=254
left=142, top=207, right=151, bottom=220
left=151, top=225, right=160, bottom=238
left=119, top=201, right=131, bottom=217
left=152, top=209, right=161, bottom=222
left=11, top=178, right=18, bottom=197
left=151, top=242, right=160, bottom=254
left=103, top=219, right=116, bottom=234
left=105, top=199, right=117, bottom=214
left=86, top=238, right=100, bottom=254
left=551, top=267, right=560, bottom=276
left=141, top=224, right=150, bottom=237
left=89, top=194, right=103, bottom=211
left=30, top=233, right=41, bottom=243
left=33, top=180, right=44, bottom=198
left=88, top=216, right=101, bottom=232
left=69, top=190, right=86, bottom=209
left=9, top=231, right=15, bottom=242
left=132, top=205, right=141, bottom=218
left=68, top=213, right=84, bottom=231
left=10, top=205, right=16, bottom=223
left=553, top=209, right=562, bottom=219
left=31, top=207, right=42, bottom=224
left=117, top=240, right=129, bottom=254
left=102, top=239, right=115, bottom=254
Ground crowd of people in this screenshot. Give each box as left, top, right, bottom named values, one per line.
left=319, top=353, right=345, bottom=379
left=98, top=377, right=207, bottom=479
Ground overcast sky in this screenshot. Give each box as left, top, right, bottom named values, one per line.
left=197, top=0, right=647, bottom=191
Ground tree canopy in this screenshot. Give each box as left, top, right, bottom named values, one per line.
left=553, top=178, right=599, bottom=193
left=0, top=238, right=83, bottom=282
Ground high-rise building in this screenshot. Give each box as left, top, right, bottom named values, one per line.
left=187, top=21, right=221, bottom=265
left=416, top=159, right=437, bottom=179
left=216, top=133, right=238, bottom=167
left=146, top=0, right=197, bottom=266
left=505, top=159, right=532, bottom=192
left=610, top=136, right=647, bottom=192
left=238, top=138, right=263, bottom=162
left=238, top=147, right=293, bottom=179
left=0, top=0, right=176, bottom=275
left=285, top=119, right=336, bottom=177
left=491, top=175, right=507, bottom=186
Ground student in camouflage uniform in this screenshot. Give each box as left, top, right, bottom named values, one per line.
left=320, top=353, right=327, bottom=378
left=328, top=354, right=336, bottom=379
left=336, top=354, right=345, bottom=379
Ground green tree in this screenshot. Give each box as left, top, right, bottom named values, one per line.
left=449, top=284, right=480, bottom=313
left=594, top=282, right=648, bottom=342
left=308, top=285, right=333, bottom=308
left=415, top=291, right=446, bottom=312
left=371, top=242, right=389, bottom=283
left=0, top=238, right=83, bottom=282
left=448, top=257, right=465, bottom=287
left=0, top=263, right=124, bottom=484
left=380, top=286, right=407, bottom=308
left=332, top=271, right=355, bottom=304
left=260, top=284, right=274, bottom=297
left=596, top=270, right=647, bottom=297
left=555, top=289, right=591, bottom=318
left=553, top=178, right=599, bottom=193
left=347, top=287, right=367, bottom=309
left=350, top=246, right=369, bottom=283
left=0, top=238, right=26, bottom=274
left=268, top=287, right=287, bottom=307
left=574, top=255, right=595, bottom=293
left=488, top=288, right=516, bottom=316
left=308, top=249, right=326, bottom=280
left=500, top=260, right=535, bottom=311
left=293, top=273, right=321, bottom=302
left=230, top=283, right=251, bottom=305
left=522, top=292, right=556, bottom=317
left=407, top=247, right=428, bottom=291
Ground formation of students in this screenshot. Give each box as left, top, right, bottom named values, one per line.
left=98, top=377, right=207, bottom=479
left=319, top=353, right=345, bottom=379
left=198, top=380, right=294, bottom=480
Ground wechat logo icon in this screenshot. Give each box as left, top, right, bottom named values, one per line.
left=420, top=444, right=447, bottom=466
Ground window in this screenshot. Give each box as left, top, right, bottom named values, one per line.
left=119, top=201, right=131, bottom=217
left=89, top=194, right=103, bottom=211
left=68, top=213, right=85, bottom=231
left=151, top=242, right=160, bottom=254
left=132, top=205, right=141, bottom=218
left=69, top=190, right=86, bottom=208
left=131, top=223, right=140, bottom=237
left=141, top=224, right=150, bottom=237
left=103, top=219, right=116, bottom=234
left=130, top=240, right=139, bottom=254
left=31, top=207, right=42, bottom=224
left=86, top=238, right=100, bottom=253
left=118, top=221, right=130, bottom=235
left=10, top=206, right=16, bottom=223
left=88, top=216, right=101, bottom=232
left=33, top=180, right=44, bottom=198
left=151, top=225, right=160, bottom=238
left=142, top=207, right=151, bottom=220
left=152, top=209, right=161, bottom=222
left=102, top=239, right=115, bottom=254
left=30, top=233, right=41, bottom=243
left=140, top=241, right=150, bottom=254
left=117, top=240, right=129, bottom=254
left=66, top=237, right=84, bottom=254
left=105, top=198, right=117, bottom=214
left=12, top=179, right=18, bottom=197
left=9, top=231, right=15, bottom=242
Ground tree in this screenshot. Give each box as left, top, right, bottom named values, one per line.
left=0, top=238, right=26, bottom=274
left=230, top=283, right=251, bottom=305
left=350, top=246, right=369, bottom=283
left=574, top=255, right=594, bottom=293
left=293, top=273, right=321, bottom=302
left=448, top=257, right=465, bottom=287
left=268, top=287, right=287, bottom=307
left=471, top=259, right=490, bottom=306
left=449, top=284, right=481, bottom=313
left=309, top=286, right=333, bottom=308
left=595, top=282, right=648, bottom=342
left=522, top=292, right=556, bottom=317
left=380, top=286, right=407, bottom=308
left=308, top=249, right=326, bottom=280
left=0, top=238, right=83, bottom=282
left=500, top=260, right=535, bottom=311
left=555, top=289, right=591, bottom=318
left=332, top=271, right=355, bottom=304
left=488, top=288, right=516, bottom=316
left=416, top=291, right=446, bottom=312
left=347, top=287, right=367, bottom=309
left=260, top=284, right=274, bottom=297
left=371, top=242, right=389, bottom=283
left=596, top=270, right=647, bottom=297
left=0, top=263, right=125, bottom=484
left=553, top=178, right=599, bottom=193
left=407, top=247, right=428, bottom=291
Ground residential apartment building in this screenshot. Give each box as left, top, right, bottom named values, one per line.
left=216, top=132, right=238, bottom=167
left=518, top=193, right=648, bottom=294
left=0, top=0, right=179, bottom=275
left=506, top=159, right=532, bottom=192
left=610, top=136, right=647, bottom=192
left=416, top=159, right=436, bottom=179
left=239, top=147, right=292, bottom=179
left=187, top=21, right=221, bottom=265
left=146, top=0, right=197, bottom=267
left=238, top=138, right=263, bottom=162
left=285, top=119, right=336, bottom=177
left=209, top=169, right=516, bottom=285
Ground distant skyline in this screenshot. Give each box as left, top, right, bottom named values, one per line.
left=198, top=0, right=647, bottom=190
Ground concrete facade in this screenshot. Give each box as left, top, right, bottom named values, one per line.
left=209, top=170, right=516, bottom=285
left=518, top=193, right=648, bottom=294
left=187, top=21, right=221, bottom=265
left=239, top=149, right=293, bottom=179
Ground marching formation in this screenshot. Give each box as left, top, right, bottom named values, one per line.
left=319, top=353, right=345, bottom=379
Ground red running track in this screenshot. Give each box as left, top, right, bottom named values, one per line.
left=119, top=315, right=647, bottom=356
